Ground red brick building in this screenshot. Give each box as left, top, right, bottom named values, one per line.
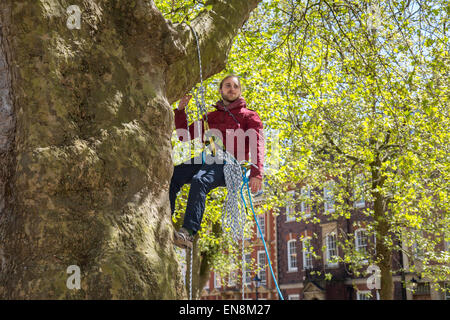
left=200, top=185, right=450, bottom=300
left=275, top=183, right=450, bottom=300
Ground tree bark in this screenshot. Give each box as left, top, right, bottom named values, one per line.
left=165, top=0, right=261, bottom=104
left=0, top=0, right=260, bottom=299
left=371, top=154, right=394, bottom=300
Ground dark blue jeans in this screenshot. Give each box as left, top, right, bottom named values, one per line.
left=169, top=160, right=226, bottom=235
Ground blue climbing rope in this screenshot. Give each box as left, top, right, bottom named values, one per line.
left=240, top=166, right=284, bottom=300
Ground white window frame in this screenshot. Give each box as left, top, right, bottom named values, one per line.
left=256, top=214, right=265, bottom=237
left=326, top=232, right=338, bottom=267
left=355, top=228, right=367, bottom=252
left=357, top=290, right=371, bottom=300
left=324, top=181, right=335, bottom=213
left=287, top=240, right=298, bottom=272
left=257, top=250, right=266, bottom=286
left=302, top=238, right=313, bottom=270
left=301, top=186, right=311, bottom=218
left=228, top=271, right=236, bottom=287
left=286, top=190, right=296, bottom=222
left=355, top=228, right=369, bottom=264
left=288, top=294, right=300, bottom=300
left=244, top=253, right=252, bottom=285
left=354, top=174, right=366, bottom=208
left=412, top=231, right=424, bottom=259
left=373, top=233, right=377, bottom=255
left=214, top=272, right=221, bottom=288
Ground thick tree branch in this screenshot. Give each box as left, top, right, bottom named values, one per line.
left=164, top=0, right=262, bottom=104
left=323, top=132, right=364, bottom=164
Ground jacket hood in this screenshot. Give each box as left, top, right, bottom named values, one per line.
left=213, top=97, right=246, bottom=111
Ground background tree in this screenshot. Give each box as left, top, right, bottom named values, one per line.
left=229, top=0, right=449, bottom=300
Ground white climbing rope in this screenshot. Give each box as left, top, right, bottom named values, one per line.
left=186, top=24, right=203, bottom=301
left=221, top=150, right=248, bottom=300
left=189, top=246, right=193, bottom=300
left=222, top=153, right=246, bottom=243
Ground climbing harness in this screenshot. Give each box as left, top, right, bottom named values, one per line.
left=182, top=23, right=283, bottom=300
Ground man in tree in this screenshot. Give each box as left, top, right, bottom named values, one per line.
left=170, top=75, right=264, bottom=249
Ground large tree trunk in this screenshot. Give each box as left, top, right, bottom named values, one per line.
left=0, top=0, right=260, bottom=299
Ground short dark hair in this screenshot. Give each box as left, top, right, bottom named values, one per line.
left=219, top=75, right=241, bottom=89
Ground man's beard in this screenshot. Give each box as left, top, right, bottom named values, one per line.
left=221, top=93, right=239, bottom=104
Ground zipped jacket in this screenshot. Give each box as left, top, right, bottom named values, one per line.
left=174, top=97, right=264, bottom=179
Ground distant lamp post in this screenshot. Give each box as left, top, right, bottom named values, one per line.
left=253, top=275, right=261, bottom=300
left=411, top=277, right=418, bottom=290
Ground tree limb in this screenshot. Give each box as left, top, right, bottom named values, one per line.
left=164, top=0, right=262, bottom=104
left=323, top=132, right=364, bottom=164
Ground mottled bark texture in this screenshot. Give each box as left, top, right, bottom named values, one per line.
left=0, top=0, right=260, bottom=299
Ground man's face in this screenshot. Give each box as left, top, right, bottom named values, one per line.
left=219, top=77, right=241, bottom=103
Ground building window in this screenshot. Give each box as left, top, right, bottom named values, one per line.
left=228, top=271, right=236, bottom=287
left=301, top=186, right=311, bottom=218
left=324, top=181, right=335, bottom=213
left=355, top=227, right=369, bottom=254
left=244, top=253, right=252, bottom=285
left=288, top=294, right=300, bottom=300
left=257, top=250, right=267, bottom=286
left=357, top=290, right=371, bottom=300
left=355, top=228, right=369, bottom=264
left=214, top=272, right=221, bottom=288
left=373, top=233, right=377, bottom=255
left=326, top=233, right=338, bottom=267
left=302, top=238, right=313, bottom=270
left=412, top=231, right=424, bottom=259
left=354, top=174, right=365, bottom=208
left=415, top=282, right=430, bottom=295
left=287, top=240, right=298, bottom=272
left=286, top=190, right=296, bottom=222
left=256, top=214, right=265, bottom=237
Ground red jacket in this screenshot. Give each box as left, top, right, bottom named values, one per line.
left=174, top=97, right=264, bottom=179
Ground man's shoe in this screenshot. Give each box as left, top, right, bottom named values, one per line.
left=174, top=227, right=193, bottom=249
